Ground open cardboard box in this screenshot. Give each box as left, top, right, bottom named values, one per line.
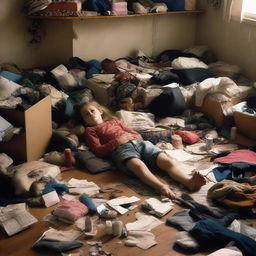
left=234, top=111, right=256, bottom=140
left=196, top=96, right=241, bottom=127
left=0, top=96, right=52, bottom=164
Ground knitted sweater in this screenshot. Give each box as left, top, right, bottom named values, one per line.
left=84, top=119, right=141, bottom=157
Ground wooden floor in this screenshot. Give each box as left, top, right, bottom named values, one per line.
left=0, top=167, right=246, bottom=256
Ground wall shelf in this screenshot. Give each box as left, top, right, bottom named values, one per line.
left=28, top=10, right=204, bottom=20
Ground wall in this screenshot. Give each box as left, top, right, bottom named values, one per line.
left=196, top=0, right=256, bottom=80
left=0, top=0, right=197, bottom=68
left=0, top=0, right=72, bottom=69
left=73, top=14, right=197, bottom=61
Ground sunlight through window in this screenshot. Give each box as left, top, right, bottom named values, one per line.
left=243, top=0, right=256, bottom=20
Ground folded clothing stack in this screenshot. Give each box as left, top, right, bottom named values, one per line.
left=45, top=1, right=82, bottom=11
left=53, top=199, right=88, bottom=223
left=24, top=0, right=52, bottom=15
left=111, top=2, right=128, bottom=15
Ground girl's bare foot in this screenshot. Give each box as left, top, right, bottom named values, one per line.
left=159, top=184, right=176, bottom=199
left=186, top=171, right=206, bottom=191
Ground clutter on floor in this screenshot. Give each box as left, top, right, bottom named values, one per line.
left=1, top=46, right=256, bottom=255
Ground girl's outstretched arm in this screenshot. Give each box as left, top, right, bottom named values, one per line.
left=85, top=128, right=119, bottom=157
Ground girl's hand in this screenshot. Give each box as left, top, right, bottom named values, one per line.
left=117, top=133, right=136, bottom=146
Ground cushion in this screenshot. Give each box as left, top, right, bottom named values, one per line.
left=171, top=57, right=208, bottom=69
left=174, top=130, right=200, bottom=144
left=12, top=161, right=60, bottom=196
left=39, top=83, right=69, bottom=107
left=75, top=151, right=114, bottom=174
left=148, top=85, right=186, bottom=118
left=0, top=70, right=22, bottom=83
left=152, top=71, right=180, bottom=85
left=116, top=110, right=155, bottom=131
left=156, top=49, right=199, bottom=62
left=172, top=68, right=215, bottom=86
left=51, top=64, right=86, bottom=91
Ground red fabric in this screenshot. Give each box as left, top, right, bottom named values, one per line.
left=174, top=130, right=200, bottom=144
left=85, top=119, right=141, bottom=157
left=214, top=149, right=256, bottom=164
left=46, top=2, right=81, bottom=11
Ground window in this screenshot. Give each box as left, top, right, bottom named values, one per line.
left=242, top=0, right=256, bottom=22
left=224, top=0, right=256, bottom=23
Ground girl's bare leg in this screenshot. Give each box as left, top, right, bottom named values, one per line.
left=156, top=153, right=206, bottom=191
left=125, top=158, right=176, bottom=198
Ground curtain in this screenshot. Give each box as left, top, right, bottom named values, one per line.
left=223, top=0, right=244, bottom=22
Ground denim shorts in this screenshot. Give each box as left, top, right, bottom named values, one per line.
left=111, top=139, right=163, bottom=176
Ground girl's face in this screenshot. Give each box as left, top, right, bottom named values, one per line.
left=80, top=104, right=104, bottom=126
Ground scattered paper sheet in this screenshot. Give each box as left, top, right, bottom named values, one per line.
left=107, top=196, right=140, bottom=215
left=42, top=190, right=60, bottom=207
left=142, top=198, right=174, bottom=217
left=68, top=178, right=100, bottom=195
left=0, top=206, right=37, bottom=236
left=126, top=212, right=163, bottom=231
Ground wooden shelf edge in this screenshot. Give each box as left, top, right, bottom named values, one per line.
left=27, top=9, right=204, bottom=20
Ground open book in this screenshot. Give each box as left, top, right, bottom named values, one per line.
left=0, top=203, right=38, bottom=236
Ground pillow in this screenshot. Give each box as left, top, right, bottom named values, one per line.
left=116, top=110, right=155, bottom=131
left=152, top=71, right=180, bottom=85
left=172, top=68, right=215, bottom=86
left=148, top=85, right=186, bottom=118
left=51, top=64, right=86, bottom=91
left=141, top=87, right=163, bottom=108
left=174, top=130, right=200, bottom=144
left=75, top=151, right=114, bottom=174
left=0, top=153, right=13, bottom=169
left=12, top=161, right=60, bottom=195
left=156, top=49, right=199, bottom=62
left=0, top=70, right=22, bottom=83
left=39, top=83, right=69, bottom=107
left=0, top=76, right=21, bottom=100
left=171, top=57, right=208, bottom=69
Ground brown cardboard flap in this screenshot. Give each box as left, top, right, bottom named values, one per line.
left=0, top=108, right=25, bottom=126
left=0, top=96, right=52, bottom=164
left=196, top=96, right=241, bottom=127
left=25, top=96, right=52, bottom=161
left=0, top=133, right=26, bottom=164
left=234, top=111, right=256, bottom=140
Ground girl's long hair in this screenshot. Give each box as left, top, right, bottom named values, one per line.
left=75, top=101, right=119, bottom=125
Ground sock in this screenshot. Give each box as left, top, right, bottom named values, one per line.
left=166, top=210, right=196, bottom=231
left=79, top=194, right=97, bottom=214
left=42, top=179, right=69, bottom=195
left=174, top=231, right=200, bottom=253
left=125, top=230, right=156, bottom=250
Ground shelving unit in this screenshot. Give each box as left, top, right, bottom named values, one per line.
left=28, top=10, right=203, bottom=20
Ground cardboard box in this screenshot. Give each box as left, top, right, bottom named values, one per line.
left=0, top=96, right=52, bottom=164
left=234, top=111, right=256, bottom=140
left=196, top=96, right=241, bottom=127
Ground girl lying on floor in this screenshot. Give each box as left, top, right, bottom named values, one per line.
left=78, top=101, right=206, bottom=198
